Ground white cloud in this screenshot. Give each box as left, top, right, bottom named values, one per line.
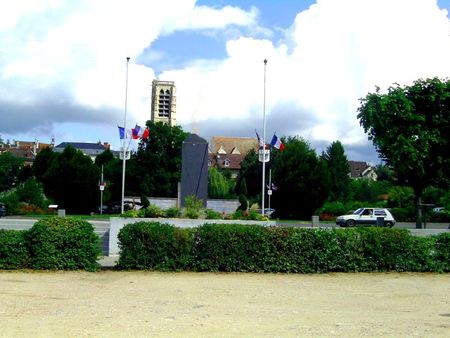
left=1, top=0, right=450, bottom=161
left=164, top=0, right=450, bottom=149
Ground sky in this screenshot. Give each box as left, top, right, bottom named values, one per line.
left=1, top=0, right=450, bottom=164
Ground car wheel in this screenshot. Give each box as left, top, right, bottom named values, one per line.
left=346, top=219, right=355, bottom=227
left=384, top=221, right=394, bottom=228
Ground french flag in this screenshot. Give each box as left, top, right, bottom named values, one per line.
left=270, top=133, right=285, bottom=151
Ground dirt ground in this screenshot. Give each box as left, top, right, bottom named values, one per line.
left=0, top=271, right=449, bottom=337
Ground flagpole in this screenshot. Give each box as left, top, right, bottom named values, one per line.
left=121, top=57, right=130, bottom=214
left=261, top=59, right=267, bottom=217
left=268, top=168, right=271, bottom=218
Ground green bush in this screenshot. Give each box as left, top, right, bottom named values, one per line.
left=354, top=228, right=434, bottom=271
left=0, top=230, right=29, bottom=269
left=121, top=210, right=139, bottom=218
left=390, top=207, right=416, bottom=222
left=0, top=192, right=20, bottom=215
left=185, top=195, right=203, bottom=212
left=27, top=217, right=101, bottom=271
left=192, top=223, right=270, bottom=272
left=433, top=232, right=450, bottom=272
left=185, top=209, right=199, bottom=219
left=116, top=223, right=448, bottom=273
left=165, top=207, right=181, bottom=218
left=139, top=204, right=165, bottom=218
left=116, top=221, right=194, bottom=270
left=205, top=209, right=222, bottom=219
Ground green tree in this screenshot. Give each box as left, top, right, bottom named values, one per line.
left=376, top=164, right=396, bottom=182
left=357, top=78, right=450, bottom=228
left=350, top=177, right=392, bottom=204
left=127, top=121, right=187, bottom=197
left=0, top=152, right=24, bottom=192
left=321, top=141, right=351, bottom=201
left=94, top=149, right=122, bottom=203
left=388, top=185, right=414, bottom=208
left=16, top=177, right=49, bottom=208
left=208, top=167, right=234, bottom=199
left=271, top=136, right=330, bottom=219
left=33, top=147, right=56, bottom=183
left=235, top=148, right=260, bottom=199
left=43, top=145, right=100, bottom=214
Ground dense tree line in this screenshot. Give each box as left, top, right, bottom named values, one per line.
left=0, top=78, right=449, bottom=220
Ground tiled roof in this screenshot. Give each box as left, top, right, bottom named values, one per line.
left=54, top=142, right=106, bottom=150
left=208, top=153, right=246, bottom=170
left=349, top=160, right=375, bottom=178
left=210, top=136, right=258, bottom=155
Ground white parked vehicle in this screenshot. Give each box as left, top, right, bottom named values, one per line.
left=336, top=208, right=396, bottom=227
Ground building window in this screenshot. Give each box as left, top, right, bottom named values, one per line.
left=158, top=89, right=170, bottom=118
left=224, top=159, right=230, bottom=167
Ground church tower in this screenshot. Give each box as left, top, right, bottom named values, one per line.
left=151, top=80, right=176, bottom=126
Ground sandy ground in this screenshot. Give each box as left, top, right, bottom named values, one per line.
left=0, top=271, right=449, bottom=337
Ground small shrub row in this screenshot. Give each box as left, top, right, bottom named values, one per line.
left=116, top=222, right=450, bottom=272
left=0, top=217, right=101, bottom=271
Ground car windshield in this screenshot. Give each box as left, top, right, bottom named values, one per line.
left=352, top=208, right=364, bottom=215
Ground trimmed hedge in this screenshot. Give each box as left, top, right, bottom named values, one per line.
left=117, top=222, right=450, bottom=272
left=117, top=221, right=194, bottom=270
left=0, top=230, right=29, bottom=269
left=27, top=217, right=101, bottom=271
left=0, top=218, right=101, bottom=271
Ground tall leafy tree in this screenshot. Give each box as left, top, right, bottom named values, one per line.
left=94, top=149, right=122, bottom=203
left=235, top=148, right=261, bottom=200
left=271, top=136, right=330, bottom=219
left=357, top=78, right=450, bottom=228
left=127, top=121, right=187, bottom=197
left=43, top=145, right=100, bottom=214
left=208, top=167, right=235, bottom=199
left=33, top=147, right=56, bottom=183
left=321, top=141, right=351, bottom=201
left=0, top=152, right=24, bottom=192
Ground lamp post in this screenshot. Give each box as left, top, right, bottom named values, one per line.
left=261, top=59, right=267, bottom=216
left=121, top=57, right=130, bottom=214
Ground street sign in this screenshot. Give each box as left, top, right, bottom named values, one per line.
left=119, top=150, right=130, bottom=160
left=258, top=149, right=270, bottom=162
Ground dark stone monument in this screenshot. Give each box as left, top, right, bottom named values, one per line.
left=180, top=133, right=208, bottom=207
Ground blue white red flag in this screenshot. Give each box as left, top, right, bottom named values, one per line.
left=270, top=133, right=285, bottom=151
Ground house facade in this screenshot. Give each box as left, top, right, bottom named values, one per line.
left=348, top=160, right=378, bottom=181
left=208, top=136, right=258, bottom=178
left=53, top=142, right=110, bottom=161
left=0, top=139, right=53, bottom=165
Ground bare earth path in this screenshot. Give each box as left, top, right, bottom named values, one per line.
left=0, top=271, right=449, bottom=337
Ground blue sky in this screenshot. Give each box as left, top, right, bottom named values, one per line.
left=1, top=0, right=450, bottom=163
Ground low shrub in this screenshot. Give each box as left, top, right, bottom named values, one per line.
left=205, top=209, right=222, bottom=219
left=165, top=207, right=181, bottom=218
left=0, top=230, right=29, bottom=269
left=433, top=232, right=450, bottom=272
left=185, top=209, right=199, bottom=219
left=390, top=207, right=415, bottom=222
left=121, top=210, right=139, bottom=218
left=117, top=221, right=194, bottom=270
left=27, top=217, right=101, bottom=271
left=139, top=204, right=165, bottom=218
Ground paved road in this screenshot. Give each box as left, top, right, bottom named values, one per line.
left=276, top=220, right=450, bottom=229
left=1, top=217, right=448, bottom=230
